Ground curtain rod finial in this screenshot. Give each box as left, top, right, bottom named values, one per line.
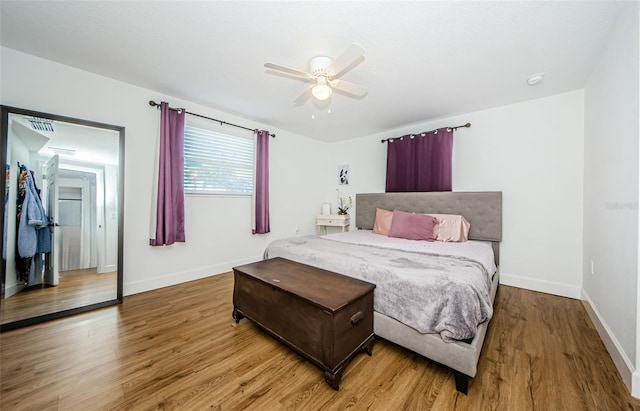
left=149, top=100, right=159, bottom=107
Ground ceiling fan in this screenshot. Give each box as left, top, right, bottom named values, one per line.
left=264, top=43, right=367, bottom=105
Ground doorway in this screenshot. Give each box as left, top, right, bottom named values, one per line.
left=57, top=170, right=95, bottom=272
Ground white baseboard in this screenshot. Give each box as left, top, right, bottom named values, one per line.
left=97, top=264, right=117, bottom=274
left=3, top=282, right=26, bottom=298
left=581, top=289, right=636, bottom=397
left=123, top=255, right=262, bottom=296
left=499, top=272, right=582, bottom=299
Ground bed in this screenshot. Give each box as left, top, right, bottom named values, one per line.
left=264, top=191, right=502, bottom=393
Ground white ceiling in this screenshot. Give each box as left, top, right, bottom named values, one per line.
left=0, top=1, right=628, bottom=143
left=10, top=114, right=120, bottom=165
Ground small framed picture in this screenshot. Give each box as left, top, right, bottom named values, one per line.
left=338, top=164, right=349, bottom=185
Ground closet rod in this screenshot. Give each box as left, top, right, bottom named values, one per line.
left=380, top=122, right=470, bottom=143
left=148, top=100, right=276, bottom=138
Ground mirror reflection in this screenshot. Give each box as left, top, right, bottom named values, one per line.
left=1, top=107, right=123, bottom=330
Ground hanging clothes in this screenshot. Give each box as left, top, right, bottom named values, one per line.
left=15, top=165, right=30, bottom=282
left=14, top=164, right=51, bottom=284
left=18, top=166, right=50, bottom=257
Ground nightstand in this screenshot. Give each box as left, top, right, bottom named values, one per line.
left=316, top=214, right=350, bottom=236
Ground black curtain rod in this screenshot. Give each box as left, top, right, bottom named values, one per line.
left=148, top=100, right=276, bottom=138
left=380, top=122, right=471, bottom=143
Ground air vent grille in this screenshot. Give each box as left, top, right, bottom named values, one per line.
left=28, top=117, right=54, bottom=132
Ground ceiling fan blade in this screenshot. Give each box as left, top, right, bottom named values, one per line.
left=331, top=79, right=368, bottom=97
left=294, top=86, right=312, bottom=105
left=264, top=62, right=312, bottom=79
left=327, top=43, right=365, bottom=79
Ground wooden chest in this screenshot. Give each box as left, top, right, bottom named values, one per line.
left=232, top=257, right=375, bottom=390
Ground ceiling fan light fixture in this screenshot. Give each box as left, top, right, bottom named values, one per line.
left=264, top=43, right=366, bottom=104
left=312, top=84, right=332, bottom=100
left=312, top=76, right=332, bottom=100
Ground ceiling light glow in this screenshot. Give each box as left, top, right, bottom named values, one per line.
left=312, top=76, right=332, bottom=100
left=527, top=73, right=544, bottom=86
left=312, top=84, right=332, bottom=100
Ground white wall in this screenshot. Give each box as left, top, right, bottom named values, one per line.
left=583, top=2, right=639, bottom=395
left=326, top=90, right=585, bottom=298
left=1, top=46, right=328, bottom=296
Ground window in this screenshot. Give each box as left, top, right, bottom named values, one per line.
left=183, top=125, right=254, bottom=195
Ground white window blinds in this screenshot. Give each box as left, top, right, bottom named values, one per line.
left=183, top=125, right=254, bottom=195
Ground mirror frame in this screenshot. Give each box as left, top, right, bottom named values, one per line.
left=0, top=105, right=124, bottom=331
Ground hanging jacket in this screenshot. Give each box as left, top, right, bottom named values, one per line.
left=17, top=170, right=50, bottom=257
left=29, top=169, right=51, bottom=254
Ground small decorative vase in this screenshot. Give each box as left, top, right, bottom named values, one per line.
left=337, top=211, right=347, bottom=215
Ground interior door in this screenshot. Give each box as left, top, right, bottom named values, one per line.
left=43, top=155, right=59, bottom=286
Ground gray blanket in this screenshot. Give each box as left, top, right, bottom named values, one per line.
left=264, top=236, right=493, bottom=342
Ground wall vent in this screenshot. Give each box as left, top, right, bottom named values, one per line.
left=28, top=117, right=54, bottom=132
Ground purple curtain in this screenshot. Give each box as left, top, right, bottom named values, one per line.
left=385, top=127, right=453, bottom=192
left=252, top=129, right=270, bottom=234
left=150, top=102, right=186, bottom=246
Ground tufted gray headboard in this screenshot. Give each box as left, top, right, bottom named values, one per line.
left=355, top=192, right=502, bottom=264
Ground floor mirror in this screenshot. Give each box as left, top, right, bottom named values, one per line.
left=0, top=105, right=124, bottom=331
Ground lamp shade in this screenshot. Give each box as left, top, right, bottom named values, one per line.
left=312, top=84, right=332, bottom=100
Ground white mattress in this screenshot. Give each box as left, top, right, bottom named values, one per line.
left=322, top=229, right=497, bottom=276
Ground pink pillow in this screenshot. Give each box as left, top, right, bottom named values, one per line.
left=388, top=210, right=437, bottom=241
left=373, top=208, right=393, bottom=235
left=428, top=214, right=470, bottom=242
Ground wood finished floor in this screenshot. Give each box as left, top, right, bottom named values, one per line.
left=1, top=271, right=638, bottom=410
left=0, top=268, right=117, bottom=324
